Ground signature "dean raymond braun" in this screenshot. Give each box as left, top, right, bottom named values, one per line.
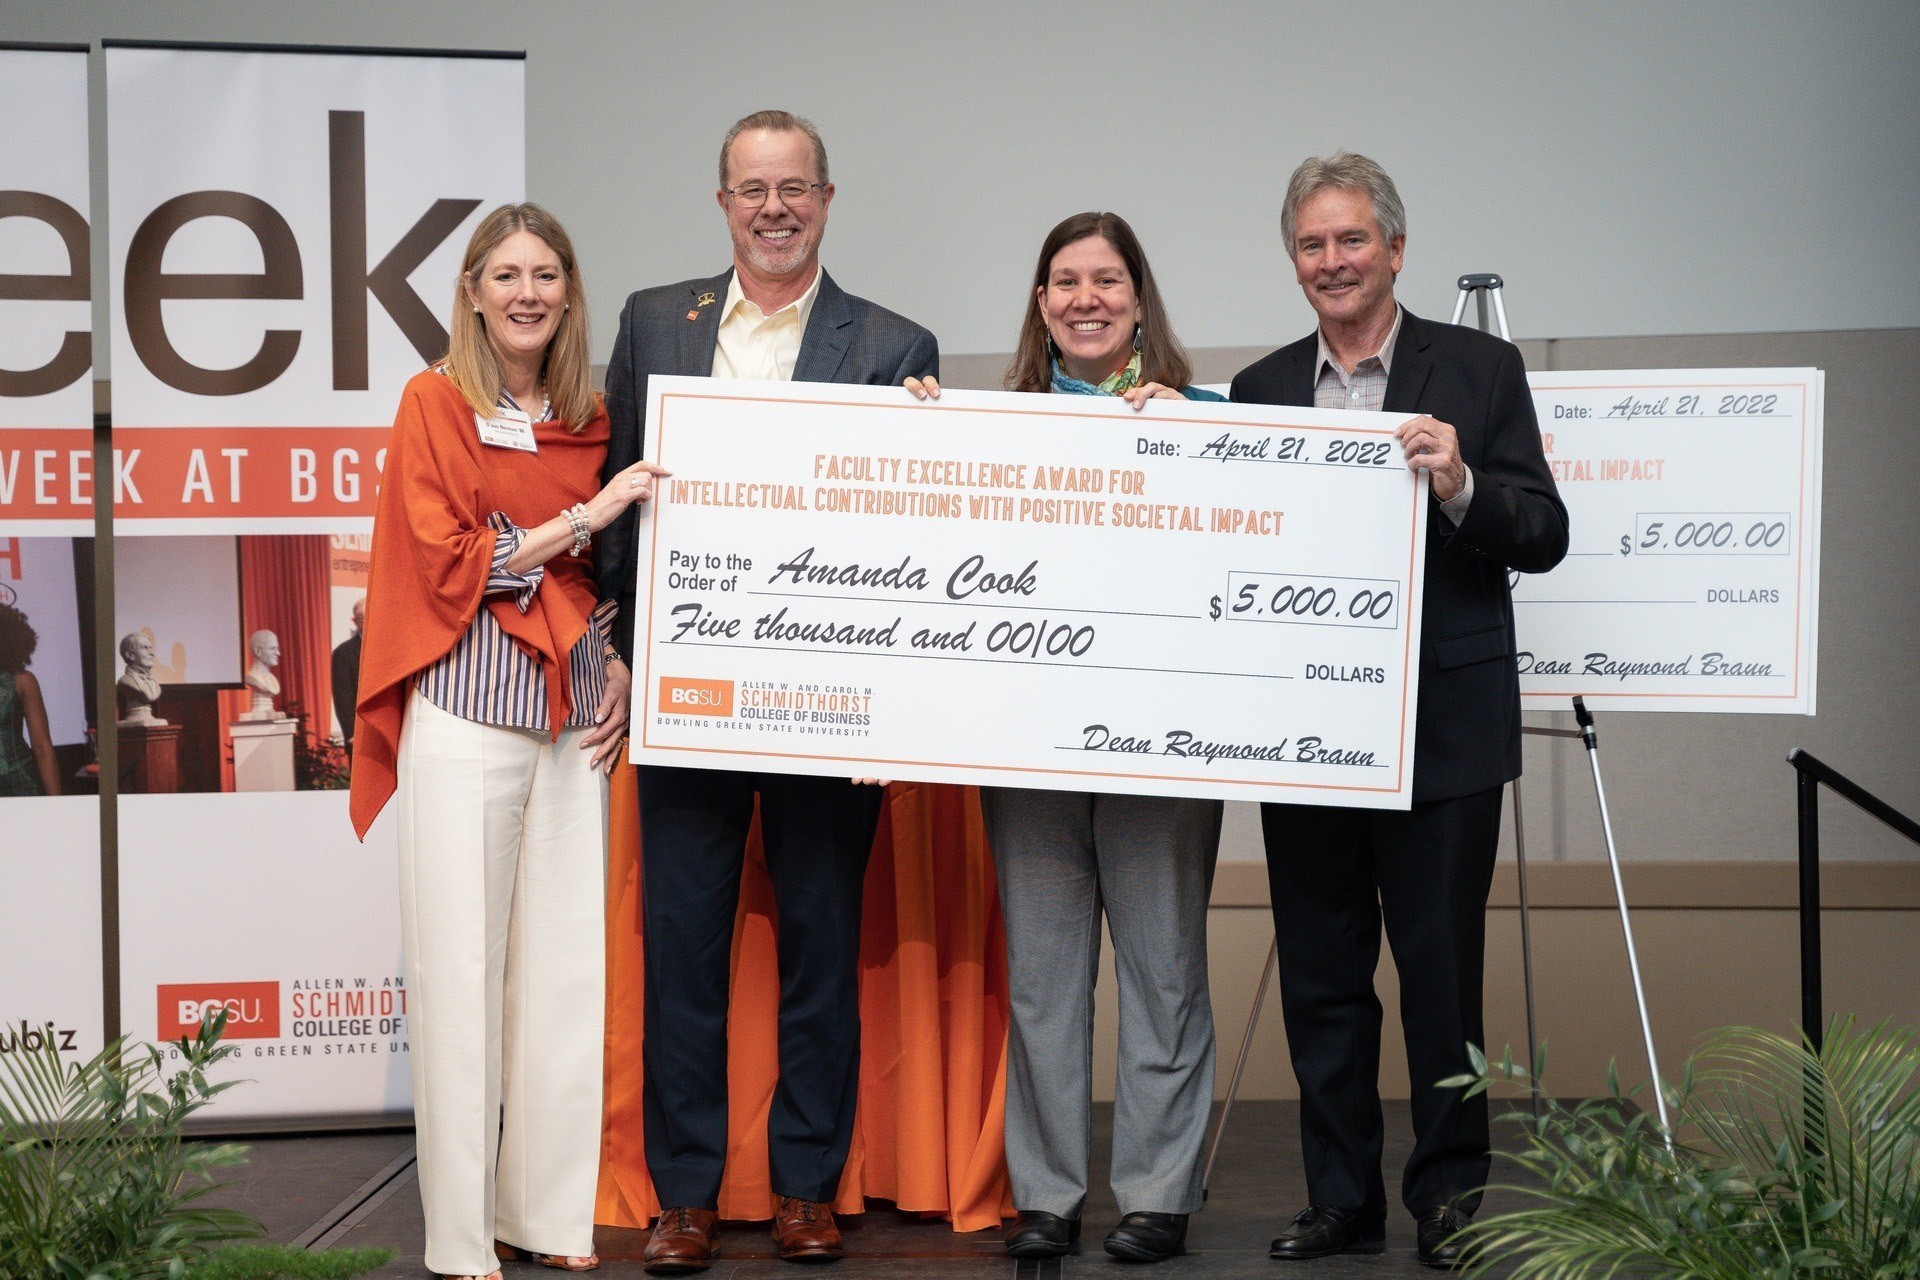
left=1078, top=724, right=1377, bottom=767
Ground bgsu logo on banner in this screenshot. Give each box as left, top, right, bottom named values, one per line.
left=659, top=676, right=734, bottom=717
left=158, top=982, right=282, bottom=1039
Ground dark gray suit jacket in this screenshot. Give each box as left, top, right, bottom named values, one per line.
left=1232, top=309, right=1568, bottom=802
left=595, top=268, right=938, bottom=663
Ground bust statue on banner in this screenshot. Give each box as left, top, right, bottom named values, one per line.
left=240, top=628, right=289, bottom=722
left=116, top=630, right=167, bottom=726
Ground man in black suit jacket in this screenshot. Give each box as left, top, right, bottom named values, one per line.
left=330, top=596, right=363, bottom=753
left=1231, top=153, right=1567, bottom=1268
left=591, top=110, right=936, bottom=1274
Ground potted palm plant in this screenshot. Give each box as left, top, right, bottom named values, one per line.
left=0, top=1011, right=391, bottom=1280
left=1446, top=1019, right=1920, bottom=1278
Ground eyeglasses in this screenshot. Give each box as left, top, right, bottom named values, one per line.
left=723, top=181, right=825, bottom=208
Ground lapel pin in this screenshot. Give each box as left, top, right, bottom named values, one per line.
left=696, top=291, right=717, bottom=307
left=686, top=310, right=699, bottom=321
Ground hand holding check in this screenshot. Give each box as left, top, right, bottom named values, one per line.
left=1394, top=414, right=1465, bottom=501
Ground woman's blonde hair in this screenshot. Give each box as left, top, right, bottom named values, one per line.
left=446, top=203, right=595, bottom=431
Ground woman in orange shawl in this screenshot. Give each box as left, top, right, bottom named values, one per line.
left=351, top=203, right=664, bottom=1280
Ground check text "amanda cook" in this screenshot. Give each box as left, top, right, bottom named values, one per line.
left=770, top=546, right=1039, bottom=601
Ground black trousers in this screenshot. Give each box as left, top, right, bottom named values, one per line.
left=1260, top=787, right=1503, bottom=1216
left=638, top=765, right=882, bottom=1209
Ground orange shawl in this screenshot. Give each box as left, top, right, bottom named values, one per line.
left=350, top=369, right=609, bottom=838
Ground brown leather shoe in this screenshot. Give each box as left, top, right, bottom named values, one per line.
left=771, top=1196, right=843, bottom=1263
left=642, top=1206, right=719, bottom=1274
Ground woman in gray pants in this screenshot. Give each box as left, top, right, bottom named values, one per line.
left=908, top=211, right=1224, bottom=1264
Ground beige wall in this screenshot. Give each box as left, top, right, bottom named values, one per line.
left=1154, top=863, right=1920, bottom=1103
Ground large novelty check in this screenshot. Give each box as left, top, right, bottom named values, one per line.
left=627, top=377, right=1428, bottom=807
left=1515, top=368, right=1823, bottom=714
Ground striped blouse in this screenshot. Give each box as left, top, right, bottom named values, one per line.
left=414, top=385, right=616, bottom=732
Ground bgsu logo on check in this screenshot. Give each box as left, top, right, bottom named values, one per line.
left=659, top=676, right=734, bottom=717
left=157, top=982, right=282, bottom=1040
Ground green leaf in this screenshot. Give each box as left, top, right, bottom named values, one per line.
left=1451, top=1017, right=1920, bottom=1280
left=0, top=1015, right=263, bottom=1280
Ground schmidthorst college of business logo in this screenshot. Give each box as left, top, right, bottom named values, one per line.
left=155, top=977, right=410, bottom=1058
left=655, top=675, right=876, bottom=741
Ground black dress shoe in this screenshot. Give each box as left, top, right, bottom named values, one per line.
left=1005, top=1210, right=1080, bottom=1258
left=1103, top=1212, right=1187, bottom=1263
left=1415, top=1205, right=1472, bottom=1269
left=1268, top=1204, right=1387, bottom=1259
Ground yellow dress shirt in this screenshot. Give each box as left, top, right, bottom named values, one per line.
left=711, top=265, right=824, bottom=382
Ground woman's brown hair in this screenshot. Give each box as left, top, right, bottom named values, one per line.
left=1004, top=211, right=1194, bottom=394
left=446, top=203, right=595, bottom=430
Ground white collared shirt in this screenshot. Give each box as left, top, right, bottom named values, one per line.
left=711, top=265, right=824, bottom=382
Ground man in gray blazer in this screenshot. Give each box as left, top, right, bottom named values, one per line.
left=593, top=109, right=936, bottom=1274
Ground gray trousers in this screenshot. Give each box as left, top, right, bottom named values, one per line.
left=983, top=787, right=1223, bottom=1218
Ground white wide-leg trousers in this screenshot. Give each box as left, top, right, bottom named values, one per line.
left=395, top=691, right=607, bottom=1275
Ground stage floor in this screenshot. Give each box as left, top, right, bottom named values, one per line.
left=204, top=1102, right=1532, bottom=1277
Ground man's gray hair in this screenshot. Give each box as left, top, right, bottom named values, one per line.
left=718, top=109, right=829, bottom=188
left=1280, top=151, right=1407, bottom=257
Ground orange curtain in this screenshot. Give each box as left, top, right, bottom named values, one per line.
left=596, top=771, right=1013, bottom=1232
left=214, top=688, right=250, bottom=792
left=238, top=535, right=332, bottom=744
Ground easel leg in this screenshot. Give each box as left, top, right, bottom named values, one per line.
left=1200, top=934, right=1277, bottom=1197
left=1573, top=698, right=1673, bottom=1145
left=1510, top=776, right=1542, bottom=1119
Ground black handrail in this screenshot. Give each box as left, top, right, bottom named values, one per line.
left=1786, top=749, right=1920, bottom=1052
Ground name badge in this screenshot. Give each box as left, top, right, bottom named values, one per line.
left=476, top=407, right=538, bottom=452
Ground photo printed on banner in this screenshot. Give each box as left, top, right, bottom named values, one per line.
left=114, top=533, right=362, bottom=794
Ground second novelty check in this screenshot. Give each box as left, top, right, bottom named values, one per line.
left=627, top=377, right=1429, bottom=808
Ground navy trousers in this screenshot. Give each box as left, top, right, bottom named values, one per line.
left=1261, top=787, right=1504, bottom=1217
left=638, top=765, right=881, bottom=1209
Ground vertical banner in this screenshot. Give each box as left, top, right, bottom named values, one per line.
left=0, top=43, right=105, bottom=1069
left=105, top=41, right=524, bottom=1119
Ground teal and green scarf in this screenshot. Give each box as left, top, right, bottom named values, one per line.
left=1051, top=350, right=1141, bottom=397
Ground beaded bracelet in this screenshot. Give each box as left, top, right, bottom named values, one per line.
left=564, top=503, right=591, bottom=556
